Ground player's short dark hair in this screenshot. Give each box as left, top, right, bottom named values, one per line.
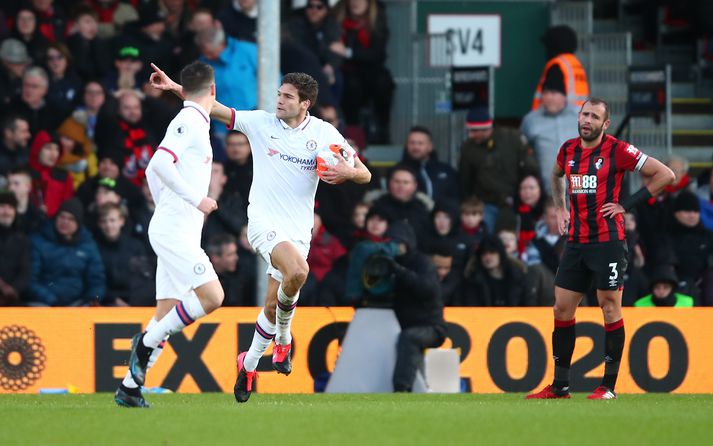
left=282, top=72, right=318, bottom=109
left=206, top=233, right=237, bottom=257
left=180, top=61, right=214, bottom=96
left=583, top=97, right=610, bottom=121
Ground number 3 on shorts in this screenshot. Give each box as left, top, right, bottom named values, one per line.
left=608, top=262, right=618, bottom=287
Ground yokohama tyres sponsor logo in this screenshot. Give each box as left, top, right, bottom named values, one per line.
left=279, top=153, right=316, bottom=171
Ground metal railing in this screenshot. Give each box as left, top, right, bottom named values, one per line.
left=550, top=1, right=593, bottom=35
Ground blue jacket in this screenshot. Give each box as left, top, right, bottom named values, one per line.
left=29, top=222, right=105, bottom=306
left=202, top=37, right=258, bottom=132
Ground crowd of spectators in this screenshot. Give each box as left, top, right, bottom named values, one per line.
left=0, top=0, right=712, bottom=308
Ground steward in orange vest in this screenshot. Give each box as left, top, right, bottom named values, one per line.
left=532, top=25, right=589, bottom=111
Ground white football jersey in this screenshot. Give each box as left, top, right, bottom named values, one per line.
left=149, top=101, right=212, bottom=240
left=229, top=109, right=351, bottom=243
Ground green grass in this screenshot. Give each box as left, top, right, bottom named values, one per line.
left=1, top=393, right=712, bottom=445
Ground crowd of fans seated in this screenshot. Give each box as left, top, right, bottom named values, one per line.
left=0, top=0, right=712, bottom=308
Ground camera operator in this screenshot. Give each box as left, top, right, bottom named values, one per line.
left=370, top=221, right=447, bottom=392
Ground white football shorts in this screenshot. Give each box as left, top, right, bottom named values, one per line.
left=247, top=220, right=310, bottom=282
left=150, top=232, right=218, bottom=301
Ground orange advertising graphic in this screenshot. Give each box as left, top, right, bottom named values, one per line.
left=1, top=308, right=712, bottom=394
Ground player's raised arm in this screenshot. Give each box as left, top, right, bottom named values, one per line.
left=149, top=63, right=233, bottom=125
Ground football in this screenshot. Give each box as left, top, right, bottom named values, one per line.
left=315, top=144, right=355, bottom=183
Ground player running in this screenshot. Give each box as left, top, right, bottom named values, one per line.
left=149, top=64, right=371, bottom=403
left=115, top=62, right=225, bottom=408
left=527, top=98, right=675, bottom=400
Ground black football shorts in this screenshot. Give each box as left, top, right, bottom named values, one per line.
left=555, top=240, right=629, bottom=292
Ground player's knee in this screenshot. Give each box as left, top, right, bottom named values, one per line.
left=285, top=264, right=309, bottom=290
left=553, top=301, right=575, bottom=319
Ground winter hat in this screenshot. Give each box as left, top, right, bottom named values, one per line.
left=0, top=191, right=18, bottom=208
left=673, top=191, right=700, bottom=213
left=116, top=45, right=140, bottom=61
left=97, top=177, right=117, bottom=191
left=542, top=72, right=566, bottom=95
left=386, top=220, right=417, bottom=253
left=541, top=25, right=578, bottom=57
left=57, top=198, right=84, bottom=225
left=465, top=106, right=493, bottom=130
left=649, top=264, right=678, bottom=289
left=0, top=38, right=31, bottom=64
left=98, top=150, right=126, bottom=169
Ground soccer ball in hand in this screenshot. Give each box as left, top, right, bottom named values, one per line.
left=316, top=144, right=355, bottom=183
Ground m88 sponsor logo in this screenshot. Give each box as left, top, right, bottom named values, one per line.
left=570, top=174, right=597, bottom=194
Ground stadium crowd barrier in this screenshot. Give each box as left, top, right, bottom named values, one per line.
left=1, top=308, right=711, bottom=394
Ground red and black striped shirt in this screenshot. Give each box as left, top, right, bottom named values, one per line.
left=556, top=134, right=648, bottom=244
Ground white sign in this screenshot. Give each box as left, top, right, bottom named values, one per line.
left=427, top=14, right=501, bottom=67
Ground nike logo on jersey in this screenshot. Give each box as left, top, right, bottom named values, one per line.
left=267, top=148, right=280, bottom=157
left=270, top=135, right=280, bottom=139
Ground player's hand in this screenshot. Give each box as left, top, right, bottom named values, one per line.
left=320, top=153, right=355, bottom=184
left=149, top=63, right=181, bottom=95
left=600, top=202, right=625, bottom=218
left=556, top=207, right=570, bottom=236
left=197, top=197, right=218, bottom=215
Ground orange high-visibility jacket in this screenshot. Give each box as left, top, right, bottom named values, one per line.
left=531, top=53, right=589, bottom=110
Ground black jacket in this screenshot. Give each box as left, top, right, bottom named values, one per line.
left=14, top=203, right=45, bottom=235
left=287, top=10, right=343, bottom=68
left=461, top=236, right=534, bottom=306
left=668, top=220, right=713, bottom=284
left=400, top=150, right=459, bottom=205
left=96, top=232, right=156, bottom=306
left=372, top=194, right=431, bottom=243
left=389, top=222, right=446, bottom=332
left=66, top=33, right=112, bottom=82
left=0, top=224, right=31, bottom=305
left=203, top=189, right=248, bottom=242
left=10, top=98, right=68, bottom=135
left=0, top=141, right=30, bottom=176
left=218, top=5, right=256, bottom=42
left=224, top=156, right=252, bottom=208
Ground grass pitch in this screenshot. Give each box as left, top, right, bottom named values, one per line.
left=1, top=393, right=711, bottom=445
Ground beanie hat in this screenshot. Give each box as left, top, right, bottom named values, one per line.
left=465, top=106, right=493, bottom=130
left=542, top=70, right=566, bottom=95
left=0, top=191, right=18, bottom=208
left=541, top=25, right=578, bottom=57
left=649, top=264, right=678, bottom=289
left=98, top=150, right=126, bottom=169
left=97, top=177, right=117, bottom=191
left=673, top=191, right=700, bottom=213
left=57, top=198, right=84, bottom=225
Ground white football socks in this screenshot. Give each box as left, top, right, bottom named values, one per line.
left=143, top=295, right=207, bottom=349
left=243, top=309, right=276, bottom=372
left=122, top=318, right=166, bottom=389
left=275, top=285, right=299, bottom=346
